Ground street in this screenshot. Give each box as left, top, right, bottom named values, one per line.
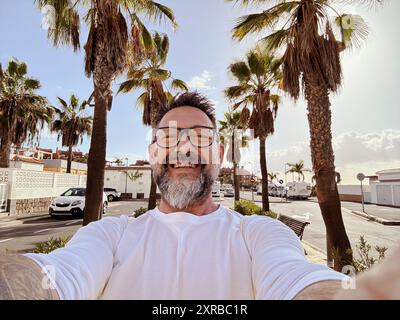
left=0, top=201, right=147, bottom=253
left=1, top=195, right=399, bottom=257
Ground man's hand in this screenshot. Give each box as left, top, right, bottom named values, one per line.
left=0, top=254, right=59, bottom=300
left=296, top=245, right=400, bottom=300
left=334, top=245, right=400, bottom=300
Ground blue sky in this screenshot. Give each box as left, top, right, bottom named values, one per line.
left=1, top=0, right=399, bottom=183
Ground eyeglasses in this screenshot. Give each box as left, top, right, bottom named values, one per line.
left=152, top=126, right=217, bottom=148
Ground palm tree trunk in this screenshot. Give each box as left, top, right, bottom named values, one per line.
left=83, top=87, right=108, bottom=226
left=148, top=172, right=157, bottom=210
left=0, top=138, right=11, bottom=168
left=304, top=76, right=352, bottom=271
left=66, top=145, right=73, bottom=173
left=259, top=136, right=270, bottom=212
left=231, top=134, right=240, bottom=201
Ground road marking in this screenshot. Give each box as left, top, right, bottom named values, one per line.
left=65, top=221, right=79, bottom=226
left=34, top=228, right=52, bottom=234
left=0, top=238, right=13, bottom=243
left=292, top=212, right=313, bottom=220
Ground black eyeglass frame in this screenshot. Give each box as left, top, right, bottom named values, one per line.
left=152, top=125, right=218, bottom=149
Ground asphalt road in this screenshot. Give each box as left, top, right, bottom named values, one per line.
left=0, top=201, right=147, bottom=254
left=237, top=192, right=400, bottom=256
left=1, top=195, right=399, bottom=257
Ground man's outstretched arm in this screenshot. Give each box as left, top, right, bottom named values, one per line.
left=0, top=254, right=59, bottom=300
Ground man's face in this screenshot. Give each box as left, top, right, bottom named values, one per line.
left=149, top=106, right=224, bottom=210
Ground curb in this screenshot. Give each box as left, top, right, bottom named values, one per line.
left=302, top=240, right=327, bottom=255
left=350, top=210, right=400, bottom=226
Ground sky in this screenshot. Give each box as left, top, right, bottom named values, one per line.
left=1, top=0, right=399, bottom=184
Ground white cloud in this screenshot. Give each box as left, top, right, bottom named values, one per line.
left=238, top=129, right=400, bottom=184
left=187, top=70, right=215, bottom=90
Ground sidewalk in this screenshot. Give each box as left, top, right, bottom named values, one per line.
left=309, top=198, right=400, bottom=225
left=302, top=241, right=327, bottom=265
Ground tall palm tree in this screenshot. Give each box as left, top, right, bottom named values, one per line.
left=286, top=160, right=311, bottom=182
left=225, top=48, right=281, bottom=211
left=118, top=32, right=188, bottom=210
left=36, top=0, right=176, bottom=225
left=0, top=58, right=52, bottom=167
left=218, top=111, right=248, bottom=201
left=229, top=0, right=384, bottom=270
left=52, top=94, right=92, bottom=173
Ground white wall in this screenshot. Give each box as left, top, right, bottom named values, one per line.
left=104, top=169, right=154, bottom=198
left=43, top=159, right=87, bottom=171
left=0, top=168, right=87, bottom=200
left=9, top=161, right=44, bottom=171
left=378, top=171, right=400, bottom=182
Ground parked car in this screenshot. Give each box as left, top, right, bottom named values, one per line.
left=286, top=182, right=312, bottom=200
left=104, top=188, right=121, bottom=202
left=223, top=187, right=234, bottom=197
left=212, top=182, right=221, bottom=197
left=49, top=187, right=108, bottom=218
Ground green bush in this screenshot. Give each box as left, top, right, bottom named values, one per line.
left=133, top=207, right=147, bottom=218
left=351, top=236, right=388, bottom=274
left=33, top=236, right=70, bottom=254
left=234, top=200, right=278, bottom=219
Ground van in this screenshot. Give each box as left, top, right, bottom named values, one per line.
left=286, top=181, right=312, bottom=200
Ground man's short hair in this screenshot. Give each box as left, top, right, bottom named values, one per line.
left=155, top=92, right=217, bottom=128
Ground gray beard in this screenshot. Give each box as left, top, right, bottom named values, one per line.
left=153, top=165, right=219, bottom=210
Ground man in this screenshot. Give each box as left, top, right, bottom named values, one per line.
left=0, top=92, right=399, bottom=300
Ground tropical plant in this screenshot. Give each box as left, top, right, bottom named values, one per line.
left=0, top=58, right=52, bottom=167
left=118, top=32, right=188, bottom=126
left=36, top=0, right=177, bottom=225
left=234, top=199, right=278, bottom=219
left=225, top=48, right=281, bottom=211
left=267, top=172, right=278, bottom=183
left=229, top=0, right=384, bottom=270
left=118, top=32, right=188, bottom=210
left=33, top=236, right=70, bottom=254
left=219, top=111, right=249, bottom=201
left=286, top=160, right=311, bottom=182
left=52, top=94, right=92, bottom=173
left=113, top=157, right=125, bottom=166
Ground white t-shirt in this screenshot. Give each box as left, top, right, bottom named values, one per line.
left=25, top=206, right=347, bottom=299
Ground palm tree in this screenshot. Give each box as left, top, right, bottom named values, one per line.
left=36, top=0, right=176, bottom=225
left=229, top=0, right=384, bottom=270
left=113, top=157, right=125, bottom=166
left=118, top=32, right=188, bottom=210
left=218, top=111, right=248, bottom=201
left=0, top=58, right=52, bottom=167
left=267, top=172, right=278, bottom=183
left=225, top=48, right=281, bottom=211
left=286, top=161, right=311, bottom=182
left=52, top=95, right=92, bottom=173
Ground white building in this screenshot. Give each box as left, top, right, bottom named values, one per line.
left=338, top=168, right=400, bottom=207
left=104, top=165, right=155, bottom=199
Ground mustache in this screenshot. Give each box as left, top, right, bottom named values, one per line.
left=160, top=151, right=209, bottom=166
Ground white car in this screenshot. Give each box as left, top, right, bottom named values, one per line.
left=212, top=182, right=221, bottom=197
left=49, top=187, right=108, bottom=218
left=223, top=187, right=234, bottom=197
left=104, top=188, right=121, bottom=202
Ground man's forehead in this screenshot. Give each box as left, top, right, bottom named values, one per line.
left=158, top=106, right=214, bottom=128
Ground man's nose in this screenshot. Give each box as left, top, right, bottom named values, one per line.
left=176, top=133, right=197, bottom=158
